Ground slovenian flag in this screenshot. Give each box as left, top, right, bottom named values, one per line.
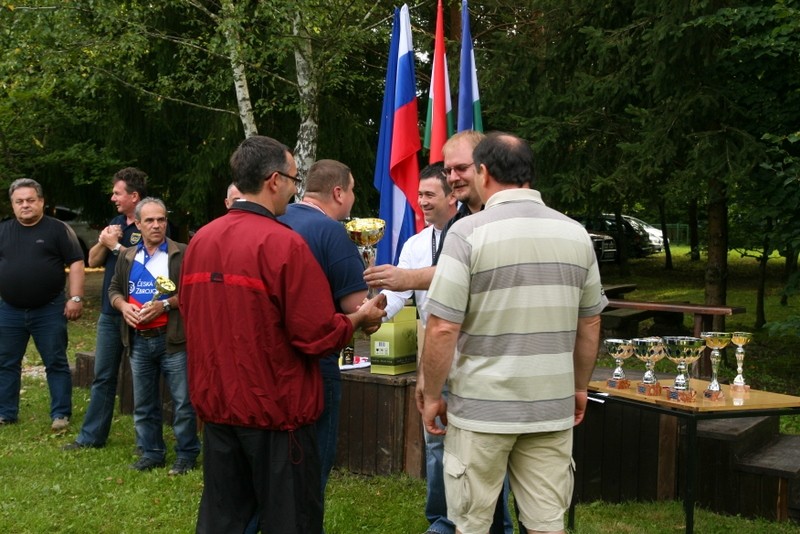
left=423, top=0, right=453, bottom=163
left=373, top=5, right=424, bottom=266
left=457, top=0, right=483, bottom=132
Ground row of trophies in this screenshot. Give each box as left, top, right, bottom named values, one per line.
left=604, top=332, right=752, bottom=402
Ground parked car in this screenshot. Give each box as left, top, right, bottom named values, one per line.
left=588, top=231, right=617, bottom=263
left=572, top=214, right=653, bottom=258
left=622, top=215, right=665, bottom=253
left=50, top=206, right=101, bottom=261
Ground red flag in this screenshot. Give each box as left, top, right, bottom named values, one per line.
left=423, top=0, right=453, bottom=164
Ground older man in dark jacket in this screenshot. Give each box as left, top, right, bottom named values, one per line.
left=109, top=197, right=199, bottom=475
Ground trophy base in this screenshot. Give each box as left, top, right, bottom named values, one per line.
left=730, top=384, right=750, bottom=393
left=667, top=388, right=697, bottom=403
left=703, top=389, right=725, bottom=401
left=637, top=382, right=661, bottom=396
left=606, top=378, right=630, bottom=390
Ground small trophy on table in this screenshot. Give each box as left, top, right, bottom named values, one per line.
left=632, top=337, right=665, bottom=396
left=663, top=336, right=705, bottom=402
left=700, top=331, right=731, bottom=401
left=731, top=331, right=752, bottom=393
left=604, top=338, right=634, bottom=389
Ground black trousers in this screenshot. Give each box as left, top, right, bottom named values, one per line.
left=196, top=422, right=322, bottom=534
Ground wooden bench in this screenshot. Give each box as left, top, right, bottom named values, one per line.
left=601, top=308, right=657, bottom=338
left=605, top=299, right=745, bottom=337
left=603, top=283, right=637, bottom=299
left=736, top=435, right=800, bottom=521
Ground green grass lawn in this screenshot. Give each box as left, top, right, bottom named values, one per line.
left=4, top=252, right=800, bottom=532
left=4, top=377, right=800, bottom=533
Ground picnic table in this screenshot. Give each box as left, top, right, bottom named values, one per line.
left=604, top=298, right=746, bottom=338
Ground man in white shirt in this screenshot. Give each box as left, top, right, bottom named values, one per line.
left=383, top=163, right=456, bottom=324
left=382, top=162, right=462, bottom=534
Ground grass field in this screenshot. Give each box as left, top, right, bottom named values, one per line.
left=4, top=248, right=799, bottom=532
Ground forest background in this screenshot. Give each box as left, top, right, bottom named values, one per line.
left=1, top=0, right=799, bottom=331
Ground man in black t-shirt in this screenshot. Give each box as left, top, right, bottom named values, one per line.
left=0, top=178, right=85, bottom=430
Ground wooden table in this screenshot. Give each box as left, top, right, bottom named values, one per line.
left=585, top=380, right=800, bottom=533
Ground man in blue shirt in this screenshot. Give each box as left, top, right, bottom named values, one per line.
left=280, top=159, right=368, bottom=512
left=64, top=168, right=147, bottom=450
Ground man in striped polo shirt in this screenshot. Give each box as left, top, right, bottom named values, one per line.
left=418, top=132, right=606, bottom=534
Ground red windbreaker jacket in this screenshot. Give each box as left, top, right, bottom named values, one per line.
left=180, top=203, right=355, bottom=430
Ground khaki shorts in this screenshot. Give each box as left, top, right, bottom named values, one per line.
left=443, top=426, right=574, bottom=534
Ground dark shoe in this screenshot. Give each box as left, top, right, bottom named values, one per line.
left=0, top=417, right=15, bottom=425
left=62, top=441, right=98, bottom=451
left=168, top=458, right=196, bottom=476
left=130, top=456, right=165, bottom=472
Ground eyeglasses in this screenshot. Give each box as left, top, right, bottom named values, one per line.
left=441, top=162, right=474, bottom=177
left=273, top=170, right=303, bottom=187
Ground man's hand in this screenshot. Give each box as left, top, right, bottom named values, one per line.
left=98, top=224, right=123, bottom=250
left=64, top=300, right=82, bottom=321
left=119, top=302, right=143, bottom=328
left=416, top=388, right=448, bottom=436
left=574, top=390, right=588, bottom=426
left=363, top=264, right=405, bottom=291
left=351, top=293, right=387, bottom=332
left=137, top=300, right=166, bottom=326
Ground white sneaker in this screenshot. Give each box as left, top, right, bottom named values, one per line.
left=51, top=417, right=69, bottom=432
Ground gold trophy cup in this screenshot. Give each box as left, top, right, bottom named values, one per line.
left=345, top=218, right=386, bottom=267
left=700, top=331, right=731, bottom=400
left=149, top=275, right=176, bottom=305
left=345, top=218, right=386, bottom=298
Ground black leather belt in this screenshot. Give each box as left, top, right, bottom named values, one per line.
left=135, top=326, right=167, bottom=338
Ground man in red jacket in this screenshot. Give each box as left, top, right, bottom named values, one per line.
left=180, top=135, right=386, bottom=534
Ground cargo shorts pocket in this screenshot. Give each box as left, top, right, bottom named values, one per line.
left=442, top=451, right=470, bottom=518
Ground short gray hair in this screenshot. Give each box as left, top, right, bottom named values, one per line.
left=9, top=178, right=43, bottom=200
left=134, top=197, right=167, bottom=221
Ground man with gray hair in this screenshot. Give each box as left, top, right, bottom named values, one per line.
left=108, top=197, right=199, bottom=475
left=0, top=178, right=85, bottom=430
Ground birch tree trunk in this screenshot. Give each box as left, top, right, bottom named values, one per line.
left=292, top=14, right=319, bottom=185
left=221, top=0, right=258, bottom=138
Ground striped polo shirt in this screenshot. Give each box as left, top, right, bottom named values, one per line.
left=424, top=188, right=607, bottom=434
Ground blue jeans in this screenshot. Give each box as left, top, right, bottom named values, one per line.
left=0, top=295, right=72, bottom=422
left=425, top=388, right=513, bottom=534
left=76, top=313, right=127, bottom=446
left=129, top=334, right=199, bottom=463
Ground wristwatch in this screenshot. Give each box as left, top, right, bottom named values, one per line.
left=111, top=243, right=122, bottom=256
left=162, top=300, right=171, bottom=312
left=70, top=296, right=83, bottom=303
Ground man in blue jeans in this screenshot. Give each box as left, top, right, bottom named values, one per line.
left=279, top=159, right=368, bottom=517
left=368, top=132, right=513, bottom=534
left=64, top=168, right=148, bottom=451
left=108, top=197, right=199, bottom=474
left=0, top=178, right=85, bottom=430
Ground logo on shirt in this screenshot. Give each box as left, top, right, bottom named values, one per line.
left=130, top=232, right=142, bottom=245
